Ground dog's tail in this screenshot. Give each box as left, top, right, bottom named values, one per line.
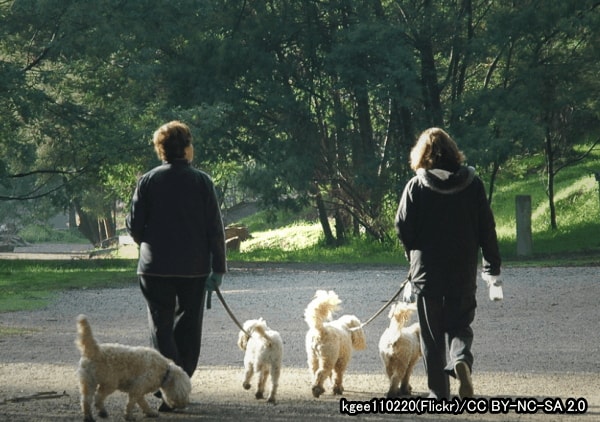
left=76, top=314, right=100, bottom=359
left=389, top=302, right=417, bottom=328
left=251, top=320, right=274, bottom=346
left=304, top=290, right=341, bottom=330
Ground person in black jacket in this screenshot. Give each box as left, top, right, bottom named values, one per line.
left=395, top=127, right=501, bottom=400
left=126, top=120, right=227, bottom=410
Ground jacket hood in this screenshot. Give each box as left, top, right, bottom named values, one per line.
left=416, top=166, right=475, bottom=194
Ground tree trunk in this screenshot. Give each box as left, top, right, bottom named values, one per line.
left=314, top=190, right=335, bottom=246
left=487, top=160, right=500, bottom=205
left=544, top=131, right=558, bottom=230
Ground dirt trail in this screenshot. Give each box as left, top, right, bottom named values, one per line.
left=1, top=263, right=599, bottom=421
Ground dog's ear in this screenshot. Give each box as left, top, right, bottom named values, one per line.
left=351, top=326, right=367, bottom=351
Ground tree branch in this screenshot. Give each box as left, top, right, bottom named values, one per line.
left=553, top=138, right=600, bottom=176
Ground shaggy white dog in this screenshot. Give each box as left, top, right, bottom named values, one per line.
left=237, top=318, right=283, bottom=404
left=75, top=315, right=191, bottom=421
left=304, top=290, right=367, bottom=398
left=378, top=302, right=421, bottom=398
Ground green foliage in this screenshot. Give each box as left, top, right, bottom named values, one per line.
left=231, top=144, right=600, bottom=263
left=2, top=1, right=600, bottom=246
left=19, top=225, right=87, bottom=243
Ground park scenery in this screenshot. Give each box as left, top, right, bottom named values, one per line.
left=1, top=1, right=600, bottom=421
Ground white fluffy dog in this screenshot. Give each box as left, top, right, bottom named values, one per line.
left=378, top=302, right=421, bottom=398
left=304, top=290, right=367, bottom=398
left=75, top=314, right=191, bottom=421
left=237, top=318, right=283, bottom=404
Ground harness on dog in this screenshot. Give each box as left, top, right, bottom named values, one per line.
left=349, top=277, right=410, bottom=331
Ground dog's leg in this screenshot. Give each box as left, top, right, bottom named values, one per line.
left=311, top=362, right=331, bottom=398
left=387, top=371, right=402, bottom=398
left=136, top=395, right=159, bottom=418
left=399, top=354, right=420, bottom=396
left=255, top=366, right=269, bottom=400
left=332, top=357, right=348, bottom=395
left=124, top=393, right=141, bottom=421
left=267, top=362, right=280, bottom=404
left=242, top=363, right=254, bottom=390
left=79, top=378, right=96, bottom=422
left=94, top=384, right=113, bottom=419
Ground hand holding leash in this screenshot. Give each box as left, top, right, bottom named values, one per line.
left=206, top=272, right=223, bottom=309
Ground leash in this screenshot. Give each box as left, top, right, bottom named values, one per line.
left=349, top=277, right=411, bottom=331
left=208, top=278, right=410, bottom=336
left=209, top=287, right=251, bottom=337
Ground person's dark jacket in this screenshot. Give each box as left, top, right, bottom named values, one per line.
left=126, top=160, right=227, bottom=278
left=395, top=166, right=500, bottom=296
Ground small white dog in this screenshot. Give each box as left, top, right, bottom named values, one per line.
left=304, top=290, right=367, bottom=398
left=378, top=302, right=421, bottom=398
left=75, top=314, right=191, bottom=421
left=237, top=318, right=283, bottom=404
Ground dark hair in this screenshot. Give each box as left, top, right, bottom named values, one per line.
left=409, top=127, right=465, bottom=171
left=152, top=121, right=192, bottom=162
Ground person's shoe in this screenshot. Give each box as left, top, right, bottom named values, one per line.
left=455, top=361, right=473, bottom=399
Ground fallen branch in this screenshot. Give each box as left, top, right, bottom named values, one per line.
left=0, top=391, right=69, bottom=405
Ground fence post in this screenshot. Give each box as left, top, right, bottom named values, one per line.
left=516, top=195, right=532, bottom=256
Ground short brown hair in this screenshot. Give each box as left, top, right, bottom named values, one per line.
left=409, top=127, right=465, bottom=171
left=152, top=120, right=192, bottom=162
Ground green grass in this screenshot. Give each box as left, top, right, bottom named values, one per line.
left=490, top=146, right=600, bottom=262
left=0, top=259, right=137, bottom=313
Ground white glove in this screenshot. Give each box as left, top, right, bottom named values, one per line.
left=402, top=281, right=416, bottom=303
left=482, top=273, right=503, bottom=301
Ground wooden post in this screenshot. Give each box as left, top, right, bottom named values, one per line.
left=516, top=195, right=532, bottom=256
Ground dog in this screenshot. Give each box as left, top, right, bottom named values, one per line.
left=304, top=290, right=367, bottom=398
left=237, top=318, right=283, bottom=403
left=75, top=314, right=191, bottom=421
left=378, top=302, right=421, bottom=398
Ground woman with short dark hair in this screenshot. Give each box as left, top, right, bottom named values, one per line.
left=127, top=120, right=227, bottom=411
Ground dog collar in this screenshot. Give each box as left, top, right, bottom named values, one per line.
left=160, top=365, right=171, bottom=387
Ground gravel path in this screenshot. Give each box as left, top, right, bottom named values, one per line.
left=0, top=263, right=599, bottom=421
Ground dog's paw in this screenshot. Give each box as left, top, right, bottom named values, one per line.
left=399, top=384, right=412, bottom=396
left=255, top=391, right=264, bottom=399
left=311, top=385, right=325, bottom=398
left=333, top=385, right=344, bottom=395
left=243, top=382, right=251, bottom=390
left=267, top=396, right=277, bottom=404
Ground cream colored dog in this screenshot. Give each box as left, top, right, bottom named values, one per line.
left=378, top=302, right=421, bottom=398
left=237, top=318, right=283, bottom=404
left=304, top=290, right=367, bottom=398
left=75, top=315, right=191, bottom=421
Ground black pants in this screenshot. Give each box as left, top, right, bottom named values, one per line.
left=417, top=294, right=476, bottom=399
left=139, top=275, right=207, bottom=378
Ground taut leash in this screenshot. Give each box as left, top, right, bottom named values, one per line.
left=210, top=287, right=251, bottom=337
left=349, top=277, right=411, bottom=331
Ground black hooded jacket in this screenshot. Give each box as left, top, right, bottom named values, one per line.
left=395, top=166, right=501, bottom=296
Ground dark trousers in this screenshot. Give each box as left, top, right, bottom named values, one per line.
left=139, top=275, right=207, bottom=378
left=416, top=294, right=476, bottom=399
